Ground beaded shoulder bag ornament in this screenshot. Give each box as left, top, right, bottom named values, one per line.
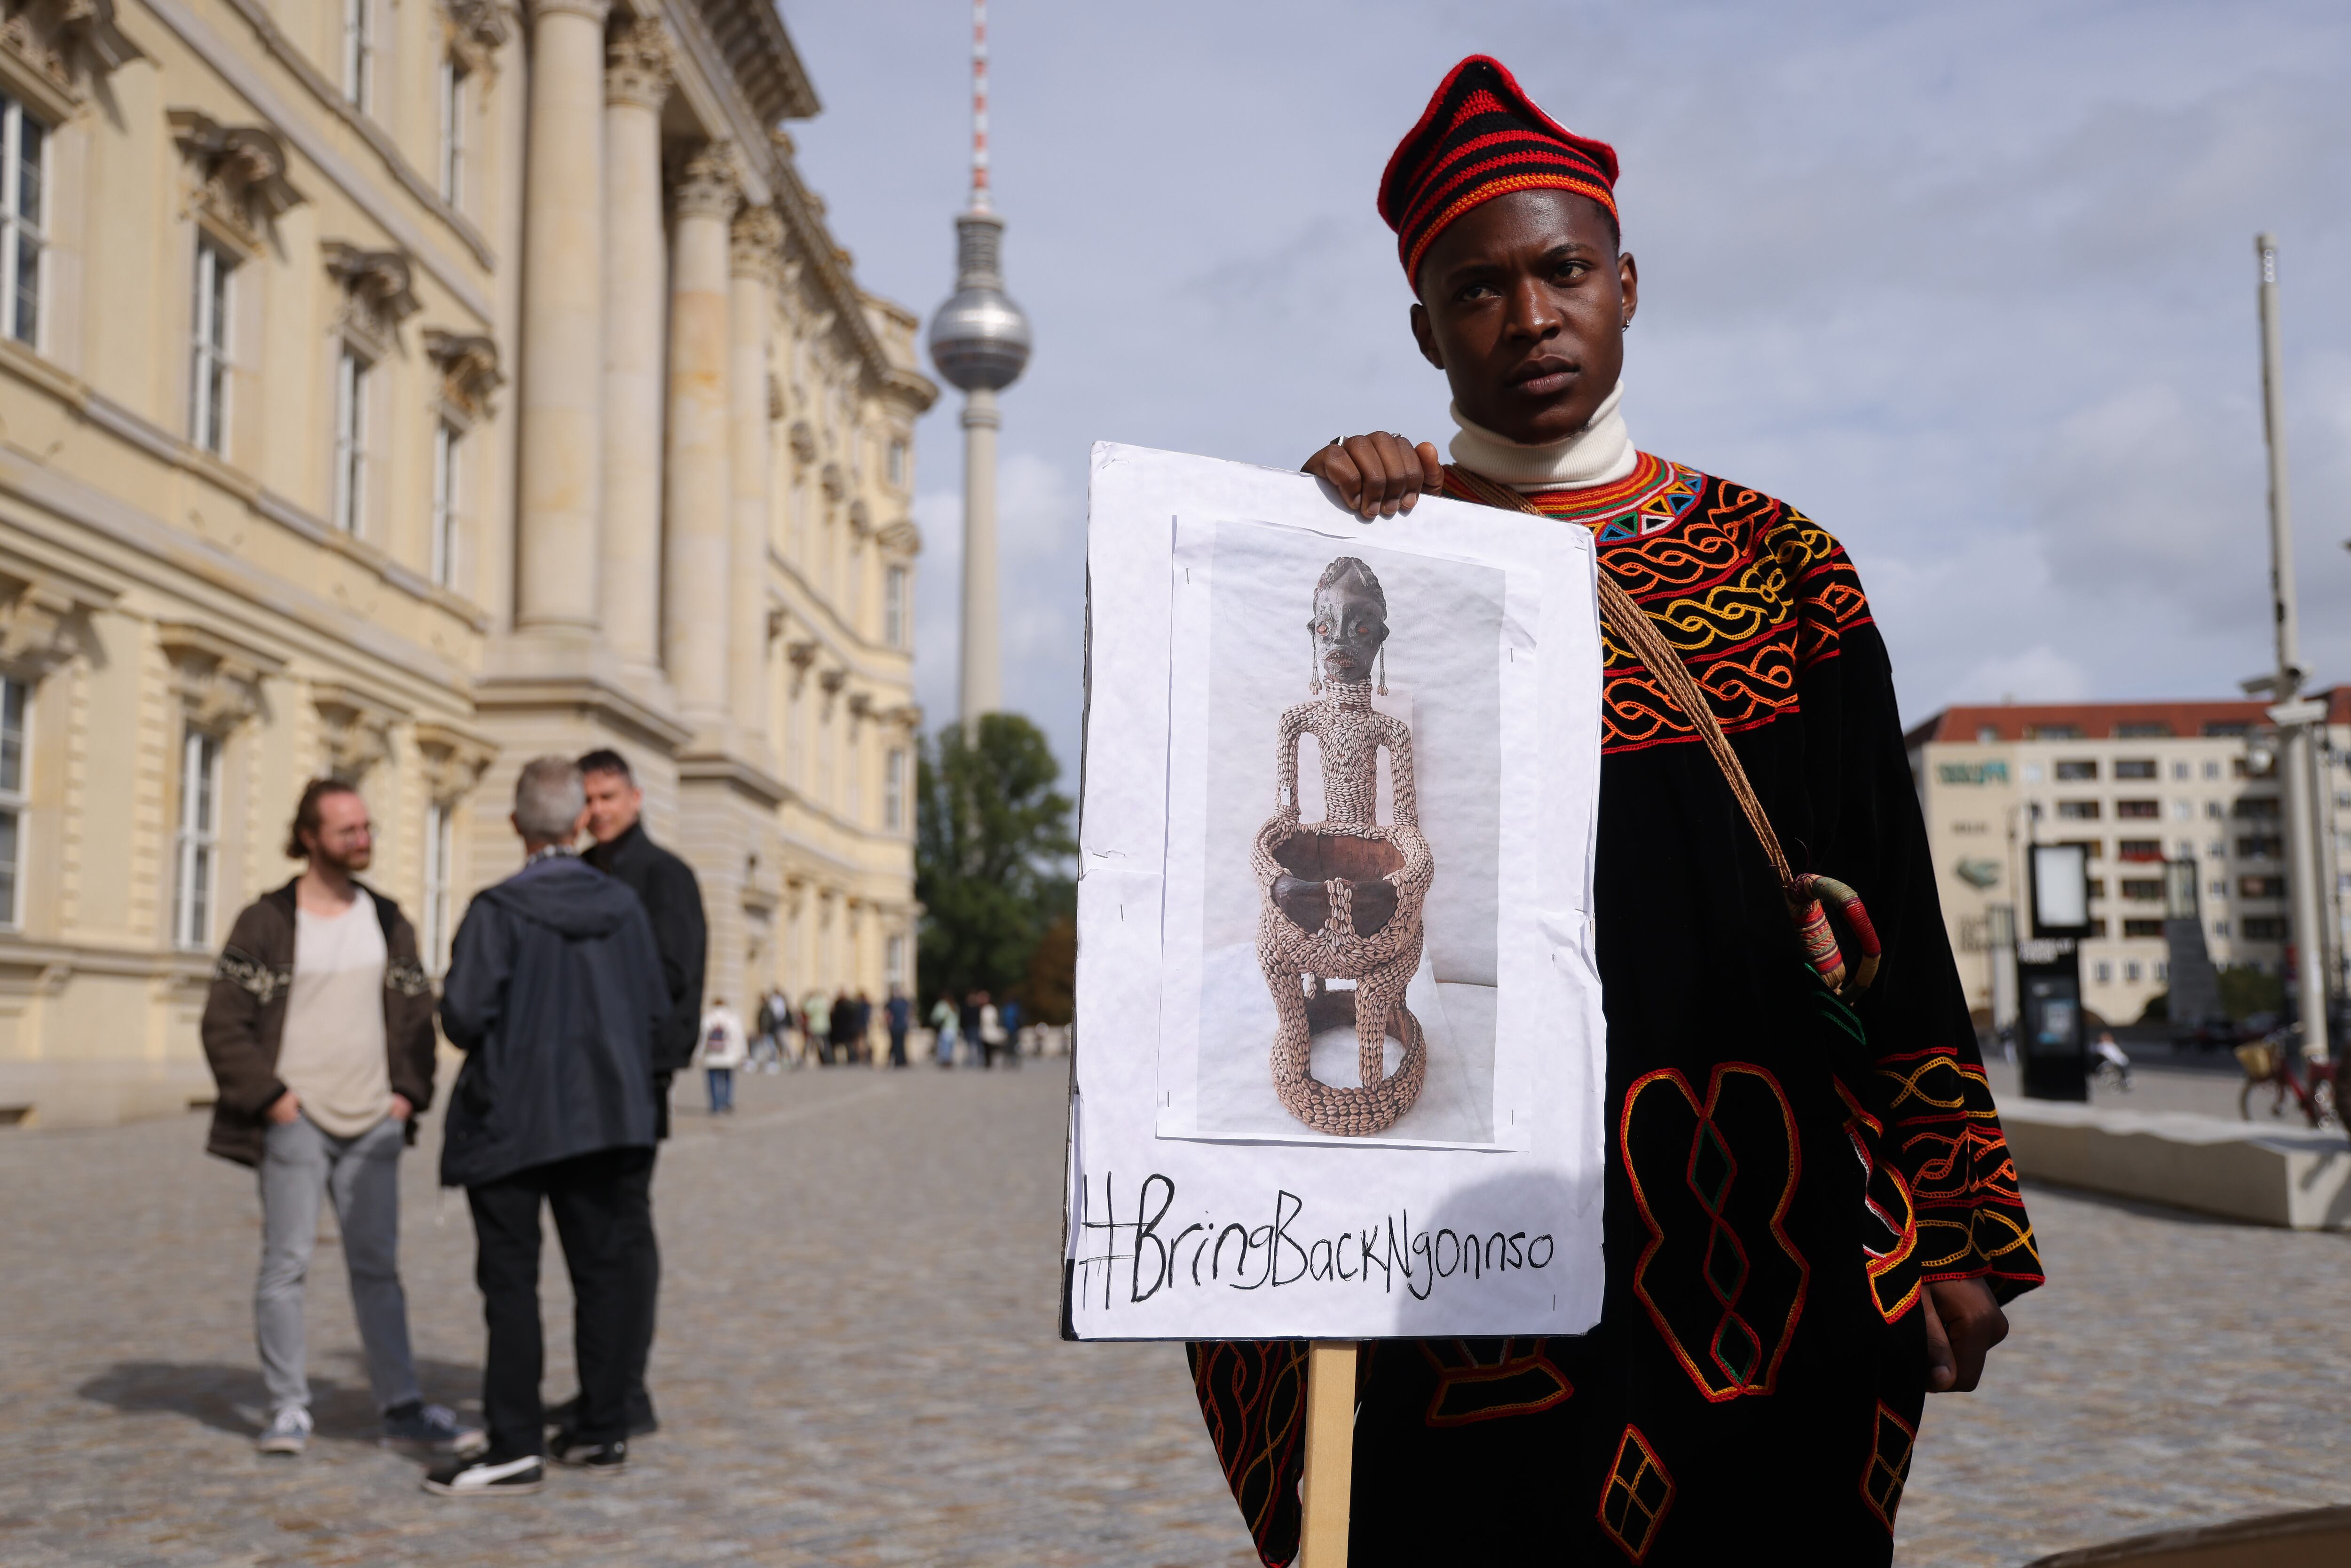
left=1446, top=465, right=1881, bottom=997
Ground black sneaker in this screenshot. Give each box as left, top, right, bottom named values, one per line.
left=422, top=1452, right=545, bottom=1497
left=551, top=1435, right=627, bottom=1475
left=545, top=1395, right=659, bottom=1439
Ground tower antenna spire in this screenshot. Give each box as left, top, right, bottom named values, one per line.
left=930, top=0, right=1030, bottom=723
left=970, top=0, right=990, bottom=212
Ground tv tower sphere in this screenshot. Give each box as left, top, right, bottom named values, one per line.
left=929, top=210, right=1030, bottom=393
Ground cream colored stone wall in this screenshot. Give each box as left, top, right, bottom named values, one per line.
left=0, top=0, right=930, bottom=1126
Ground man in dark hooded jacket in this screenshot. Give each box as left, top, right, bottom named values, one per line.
left=423, top=756, right=669, bottom=1498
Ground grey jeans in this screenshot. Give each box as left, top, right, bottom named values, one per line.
left=256, top=1113, right=421, bottom=1415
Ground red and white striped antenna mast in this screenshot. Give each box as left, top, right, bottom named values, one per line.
left=969, top=0, right=991, bottom=212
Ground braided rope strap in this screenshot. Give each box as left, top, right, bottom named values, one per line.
left=1445, top=465, right=1881, bottom=997
left=1254, top=681, right=1432, bottom=1135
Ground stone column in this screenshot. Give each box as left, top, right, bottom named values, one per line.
left=958, top=387, right=1001, bottom=719
left=663, top=144, right=738, bottom=731
left=599, top=20, right=671, bottom=672
left=514, top=0, right=607, bottom=634
left=727, top=205, right=782, bottom=759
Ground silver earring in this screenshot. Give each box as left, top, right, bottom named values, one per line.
left=1308, top=632, right=1322, bottom=694
left=1376, top=647, right=1388, bottom=697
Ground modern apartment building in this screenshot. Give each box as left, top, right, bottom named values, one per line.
left=0, top=0, right=934, bottom=1125
left=1906, top=694, right=2351, bottom=1027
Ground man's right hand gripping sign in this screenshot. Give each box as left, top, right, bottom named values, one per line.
left=1186, top=54, right=2037, bottom=1568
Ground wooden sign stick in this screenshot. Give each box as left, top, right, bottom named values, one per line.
left=1297, top=1340, right=1358, bottom=1566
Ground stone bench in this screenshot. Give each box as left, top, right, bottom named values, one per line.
left=2001, top=1098, right=2351, bottom=1230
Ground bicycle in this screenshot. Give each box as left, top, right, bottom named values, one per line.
left=2235, top=1029, right=2343, bottom=1129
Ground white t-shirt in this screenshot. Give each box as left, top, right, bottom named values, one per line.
left=276, top=888, right=392, bottom=1137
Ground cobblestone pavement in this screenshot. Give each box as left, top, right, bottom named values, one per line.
left=4, top=1063, right=2348, bottom=1566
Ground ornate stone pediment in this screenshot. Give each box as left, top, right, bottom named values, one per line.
left=423, top=329, right=503, bottom=421
left=311, top=681, right=402, bottom=782
left=0, top=0, right=142, bottom=116
left=323, top=243, right=420, bottom=357
left=788, top=419, right=817, bottom=464
left=876, top=517, right=923, bottom=556
left=414, top=719, right=495, bottom=803
left=169, top=110, right=303, bottom=252
left=847, top=499, right=871, bottom=541
left=819, top=462, right=845, bottom=502
left=878, top=702, right=923, bottom=732
left=158, top=621, right=281, bottom=734
left=0, top=550, right=110, bottom=678
left=443, top=0, right=510, bottom=76
left=817, top=666, right=846, bottom=716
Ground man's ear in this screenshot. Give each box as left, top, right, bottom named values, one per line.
left=1410, top=301, right=1444, bottom=370
left=1617, top=251, right=1639, bottom=327
left=572, top=806, right=591, bottom=840
left=509, top=811, right=521, bottom=839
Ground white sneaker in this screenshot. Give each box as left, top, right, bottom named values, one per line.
left=422, top=1452, right=546, bottom=1497
left=257, top=1404, right=312, bottom=1456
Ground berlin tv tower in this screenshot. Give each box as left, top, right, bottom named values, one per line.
left=928, top=0, right=1031, bottom=724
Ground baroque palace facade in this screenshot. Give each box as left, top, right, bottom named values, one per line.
left=0, top=0, right=934, bottom=1125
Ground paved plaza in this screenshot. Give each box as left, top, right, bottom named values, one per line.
left=3, top=1061, right=2348, bottom=1566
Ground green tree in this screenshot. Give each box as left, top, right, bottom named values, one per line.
left=915, top=713, right=1076, bottom=1008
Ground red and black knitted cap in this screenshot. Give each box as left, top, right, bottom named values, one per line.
left=1378, top=55, right=1619, bottom=289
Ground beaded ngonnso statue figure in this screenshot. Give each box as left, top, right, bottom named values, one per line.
left=1253, top=556, right=1435, bottom=1136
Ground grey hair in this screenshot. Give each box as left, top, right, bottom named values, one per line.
left=513, top=755, right=586, bottom=841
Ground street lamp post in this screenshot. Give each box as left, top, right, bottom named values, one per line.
left=2252, top=233, right=2332, bottom=1061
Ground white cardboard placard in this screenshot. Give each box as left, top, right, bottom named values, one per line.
left=1065, top=443, right=1609, bottom=1340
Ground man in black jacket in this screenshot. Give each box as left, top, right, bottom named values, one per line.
left=573, top=747, right=706, bottom=1440
left=426, top=756, right=668, bottom=1497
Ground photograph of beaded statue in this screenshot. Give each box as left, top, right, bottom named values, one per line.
left=1168, top=520, right=1505, bottom=1147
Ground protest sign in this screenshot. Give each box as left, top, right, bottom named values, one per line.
left=1065, top=443, right=1608, bottom=1341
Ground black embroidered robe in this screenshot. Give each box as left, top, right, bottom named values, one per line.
left=1188, top=453, right=2043, bottom=1566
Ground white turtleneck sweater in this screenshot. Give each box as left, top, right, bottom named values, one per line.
left=1447, top=381, right=1635, bottom=490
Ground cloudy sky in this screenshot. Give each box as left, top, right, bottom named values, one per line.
left=781, top=0, right=2351, bottom=772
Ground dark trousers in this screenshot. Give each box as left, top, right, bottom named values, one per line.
left=888, top=1027, right=907, bottom=1067
left=466, top=1146, right=653, bottom=1458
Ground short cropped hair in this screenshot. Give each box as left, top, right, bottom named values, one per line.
left=513, top=755, right=586, bottom=841
left=286, top=778, right=362, bottom=859
left=576, top=748, right=633, bottom=782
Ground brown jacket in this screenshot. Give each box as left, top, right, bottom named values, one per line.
left=198, top=877, right=438, bottom=1167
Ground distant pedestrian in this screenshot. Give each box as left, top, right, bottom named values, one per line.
left=574, top=748, right=707, bottom=1444
left=198, top=779, right=484, bottom=1461
left=756, top=989, right=787, bottom=1072
left=829, top=990, right=858, bottom=1066
left=699, top=998, right=748, bottom=1113
left=930, top=994, right=960, bottom=1068
left=885, top=985, right=911, bottom=1068
left=961, top=990, right=986, bottom=1068
left=855, top=990, right=875, bottom=1064
left=428, top=757, right=669, bottom=1497
left=998, top=997, right=1023, bottom=1065
left=803, top=986, right=833, bottom=1065
left=978, top=993, right=1009, bottom=1071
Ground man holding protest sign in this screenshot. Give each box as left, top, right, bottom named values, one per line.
left=1188, top=56, right=2041, bottom=1565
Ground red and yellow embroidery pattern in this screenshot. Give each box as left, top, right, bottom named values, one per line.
left=1833, top=1077, right=1922, bottom=1324
left=1186, top=1341, right=1306, bottom=1567
left=1861, top=1401, right=1917, bottom=1535
left=1443, top=457, right=1872, bottom=754
left=1418, top=1338, right=1574, bottom=1427
left=1596, top=1423, right=1675, bottom=1562
left=1879, top=1050, right=2042, bottom=1291
left=1621, top=1063, right=1811, bottom=1402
